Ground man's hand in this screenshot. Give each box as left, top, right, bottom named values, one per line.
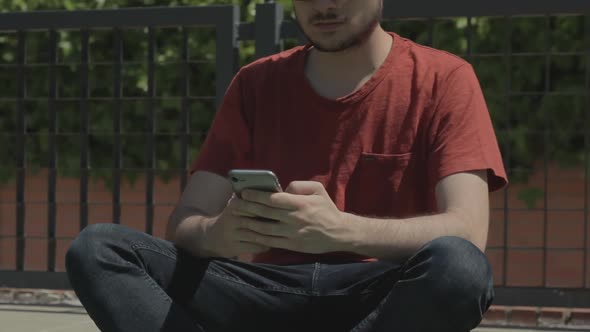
left=199, top=196, right=271, bottom=258
left=233, top=181, right=358, bottom=254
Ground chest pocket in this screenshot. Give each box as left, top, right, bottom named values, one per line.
left=345, top=152, right=415, bottom=217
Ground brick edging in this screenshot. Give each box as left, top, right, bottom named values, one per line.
left=482, top=305, right=590, bottom=329
left=0, top=288, right=82, bottom=307
left=2, top=289, right=590, bottom=330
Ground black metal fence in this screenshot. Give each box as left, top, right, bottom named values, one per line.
left=0, top=5, right=241, bottom=289
left=0, top=0, right=589, bottom=309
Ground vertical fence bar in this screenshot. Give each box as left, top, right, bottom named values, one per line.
left=542, top=15, right=552, bottom=287
left=47, top=29, right=58, bottom=272
left=255, top=2, right=284, bottom=59
left=79, top=29, right=90, bottom=231
left=180, top=27, right=190, bottom=192
left=388, top=19, right=396, bottom=35
left=502, top=16, right=513, bottom=287
left=466, top=16, right=473, bottom=62
left=145, top=27, right=156, bottom=235
left=112, top=29, right=123, bottom=225
left=15, top=30, right=26, bottom=271
left=584, top=14, right=590, bottom=288
left=426, top=17, right=435, bottom=47
left=215, top=5, right=240, bottom=109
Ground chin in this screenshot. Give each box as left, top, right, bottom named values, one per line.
left=309, top=36, right=348, bottom=51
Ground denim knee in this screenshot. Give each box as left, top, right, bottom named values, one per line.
left=66, top=223, right=130, bottom=275
left=356, top=237, right=494, bottom=331
left=423, top=236, right=492, bottom=294
left=413, top=236, right=494, bottom=325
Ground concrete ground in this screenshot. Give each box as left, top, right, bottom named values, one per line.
left=0, top=305, right=96, bottom=332
left=0, top=304, right=574, bottom=332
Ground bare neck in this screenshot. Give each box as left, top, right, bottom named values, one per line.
left=306, top=27, right=393, bottom=84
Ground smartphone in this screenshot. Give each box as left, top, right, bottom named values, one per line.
left=228, top=169, right=283, bottom=198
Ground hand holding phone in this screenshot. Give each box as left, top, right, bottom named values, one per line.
left=228, top=169, right=283, bottom=198
left=228, top=169, right=282, bottom=221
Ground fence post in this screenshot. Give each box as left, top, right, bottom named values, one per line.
left=216, top=5, right=240, bottom=109
left=583, top=13, right=590, bottom=289
left=255, top=2, right=284, bottom=59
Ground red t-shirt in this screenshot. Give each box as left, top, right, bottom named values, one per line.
left=190, top=32, right=508, bottom=265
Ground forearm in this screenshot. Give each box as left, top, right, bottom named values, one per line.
left=166, top=209, right=218, bottom=258
left=344, top=211, right=486, bottom=261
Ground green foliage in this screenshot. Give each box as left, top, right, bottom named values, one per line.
left=0, top=2, right=587, bottom=202
left=517, top=187, right=545, bottom=209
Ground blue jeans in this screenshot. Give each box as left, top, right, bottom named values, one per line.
left=65, top=223, right=494, bottom=332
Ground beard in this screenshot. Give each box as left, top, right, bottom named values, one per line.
left=294, top=4, right=383, bottom=53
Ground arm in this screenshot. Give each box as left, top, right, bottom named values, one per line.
left=345, top=63, right=502, bottom=259
left=165, top=170, right=233, bottom=257
left=230, top=64, right=504, bottom=259
left=167, top=170, right=271, bottom=259
left=345, top=170, right=489, bottom=261
left=232, top=170, right=490, bottom=262
left=166, top=68, right=253, bottom=257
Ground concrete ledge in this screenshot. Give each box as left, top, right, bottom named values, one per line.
left=0, top=288, right=81, bottom=307
left=0, top=303, right=582, bottom=332
left=2, top=289, right=590, bottom=331
left=482, top=305, right=590, bottom=331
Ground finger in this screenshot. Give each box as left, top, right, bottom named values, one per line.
left=236, top=228, right=277, bottom=242
left=226, top=196, right=241, bottom=211
left=228, top=198, right=268, bottom=218
left=233, top=210, right=258, bottom=218
left=234, top=200, right=289, bottom=222
left=285, top=181, right=325, bottom=195
left=242, top=190, right=298, bottom=210
left=225, top=195, right=235, bottom=207
left=238, top=218, right=292, bottom=237
left=238, top=230, right=293, bottom=250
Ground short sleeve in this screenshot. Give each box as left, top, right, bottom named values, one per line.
left=189, top=70, right=252, bottom=178
left=428, top=64, right=508, bottom=192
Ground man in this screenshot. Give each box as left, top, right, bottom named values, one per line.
left=66, top=0, right=507, bottom=331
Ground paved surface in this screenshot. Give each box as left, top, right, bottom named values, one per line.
left=0, top=304, right=574, bottom=332
left=0, top=305, right=97, bottom=332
